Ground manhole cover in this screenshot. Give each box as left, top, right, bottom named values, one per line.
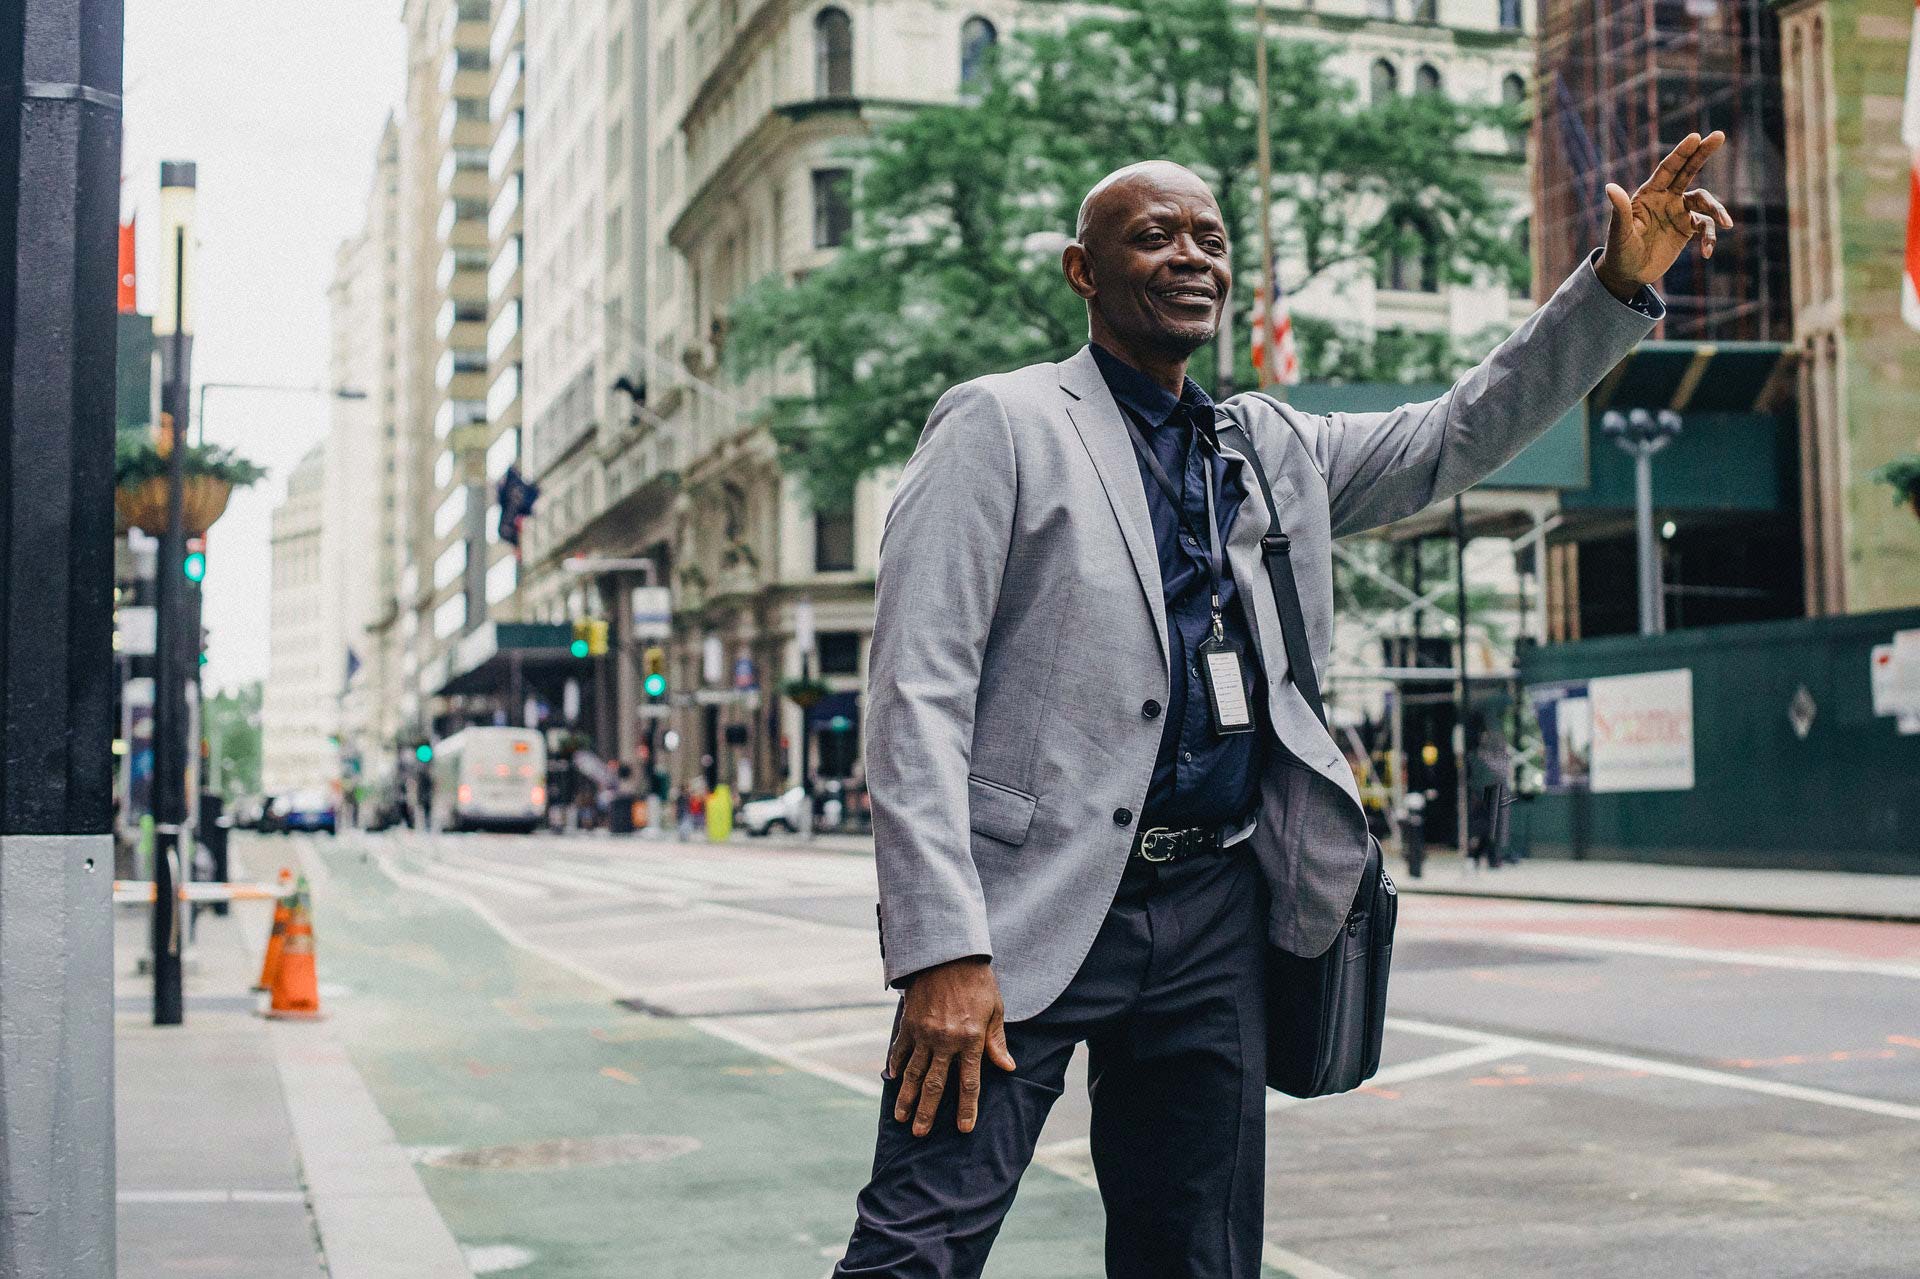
left=421, top=1134, right=700, bottom=1171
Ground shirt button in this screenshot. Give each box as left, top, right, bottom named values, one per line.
left=1141, top=699, right=1161, bottom=719
left=1113, top=807, right=1133, bottom=827
left=1182, top=750, right=1193, bottom=762
left=1183, top=533, right=1198, bottom=546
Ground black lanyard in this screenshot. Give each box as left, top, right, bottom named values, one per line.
left=1119, top=408, right=1228, bottom=640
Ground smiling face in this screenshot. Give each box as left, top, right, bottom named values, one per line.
left=1064, top=163, right=1232, bottom=369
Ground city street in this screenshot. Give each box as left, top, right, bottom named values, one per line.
left=246, top=829, right=1920, bottom=1279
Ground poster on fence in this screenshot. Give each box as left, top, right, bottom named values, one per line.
left=1588, top=669, right=1694, bottom=793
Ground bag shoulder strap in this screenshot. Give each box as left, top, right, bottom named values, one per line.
left=1215, top=416, right=1328, bottom=731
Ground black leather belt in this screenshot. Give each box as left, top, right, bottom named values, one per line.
left=1129, top=824, right=1227, bottom=864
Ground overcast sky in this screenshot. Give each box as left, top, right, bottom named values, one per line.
left=123, top=0, right=404, bottom=694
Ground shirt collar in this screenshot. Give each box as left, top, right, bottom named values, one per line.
left=1089, top=343, right=1216, bottom=438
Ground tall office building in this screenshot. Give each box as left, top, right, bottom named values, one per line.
left=482, top=0, right=527, bottom=621
left=261, top=446, right=336, bottom=795
left=393, top=0, right=493, bottom=730
left=1777, top=0, right=1920, bottom=614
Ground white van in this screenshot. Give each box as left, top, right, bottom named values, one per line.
left=429, top=727, right=547, bottom=833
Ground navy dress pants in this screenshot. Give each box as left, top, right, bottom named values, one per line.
left=835, top=846, right=1269, bottom=1279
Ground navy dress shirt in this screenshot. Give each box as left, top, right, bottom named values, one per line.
left=1090, top=344, right=1266, bottom=831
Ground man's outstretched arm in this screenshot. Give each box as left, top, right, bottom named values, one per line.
left=1254, top=132, right=1732, bottom=538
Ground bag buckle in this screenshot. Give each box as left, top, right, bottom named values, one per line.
left=1262, top=532, right=1292, bottom=555
left=1138, top=827, right=1177, bottom=862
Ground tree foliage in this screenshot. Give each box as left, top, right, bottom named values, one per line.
left=727, top=0, right=1525, bottom=505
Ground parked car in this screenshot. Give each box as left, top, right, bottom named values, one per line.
left=272, top=789, right=337, bottom=835
left=739, top=786, right=806, bottom=836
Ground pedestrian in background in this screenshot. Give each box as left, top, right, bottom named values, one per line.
left=837, top=135, right=1730, bottom=1278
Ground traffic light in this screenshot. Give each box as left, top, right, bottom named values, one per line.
left=183, top=536, right=206, bottom=583
left=643, top=646, right=667, bottom=700
left=570, top=619, right=591, bottom=659
left=587, top=618, right=609, bottom=657
left=415, top=743, right=433, bottom=764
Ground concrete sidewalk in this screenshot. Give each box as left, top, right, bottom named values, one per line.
left=114, top=865, right=473, bottom=1278
left=1389, top=851, right=1920, bottom=922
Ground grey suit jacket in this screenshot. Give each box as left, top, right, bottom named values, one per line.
left=867, top=255, right=1660, bottom=1022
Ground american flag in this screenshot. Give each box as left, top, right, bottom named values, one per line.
left=1249, top=260, right=1300, bottom=386
left=1904, top=0, right=1920, bottom=330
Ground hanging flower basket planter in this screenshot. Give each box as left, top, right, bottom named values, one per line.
left=782, top=676, right=831, bottom=710
left=114, top=473, right=236, bottom=536
left=113, top=436, right=265, bottom=537
left=1868, top=454, right=1920, bottom=524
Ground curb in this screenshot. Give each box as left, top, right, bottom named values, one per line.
left=1393, top=880, right=1920, bottom=925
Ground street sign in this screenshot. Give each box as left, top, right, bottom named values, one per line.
left=637, top=705, right=673, bottom=720
left=631, top=586, right=672, bottom=639
left=118, top=605, right=157, bottom=656
left=733, top=655, right=757, bottom=691
left=702, top=635, right=723, bottom=684
left=795, top=597, right=816, bottom=656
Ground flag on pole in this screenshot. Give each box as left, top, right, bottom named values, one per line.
left=1249, top=261, right=1300, bottom=386
left=1904, top=0, right=1920, bottom=330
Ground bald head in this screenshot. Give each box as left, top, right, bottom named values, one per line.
left=1074, top=161, right=1217, bottom=246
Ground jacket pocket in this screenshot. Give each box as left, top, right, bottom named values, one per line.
left=967, top=774, right=1038, bottom=847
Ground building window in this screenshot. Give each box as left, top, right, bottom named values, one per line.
left=814, top=7, right=852, bottom=98
left=1502, top=74, right=1528, bottom=156
left=812, top=168, right=852, bottom=249
left=1370, top=59, right=1398, bottom=102
left=1379, top=216, right=1440, bottom=294
left=1415, top=64, right=1442, bottom=96
left=1369, top=0, right=1394, bottom=18
left=1499, top=0, right=1522, bottom=30
left=1412, top=0, right=1437, bottom=21
left=960, top=16, right=997, bottom=87
left=814, top=507, right=854, bottom=572
left=817, top=631, right=861, bottom=675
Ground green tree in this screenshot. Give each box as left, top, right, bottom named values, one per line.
left=204, top=682, right=262, bottom=798
left=727, top=0, right=1525, bottom=504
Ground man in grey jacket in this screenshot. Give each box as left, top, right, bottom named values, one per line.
left=836, top=134, right=1730, bottom=1278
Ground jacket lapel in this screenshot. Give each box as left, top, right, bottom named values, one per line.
left=1058, top=346, right=1169, bottom=674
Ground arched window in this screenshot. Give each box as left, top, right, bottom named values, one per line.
left=1413, top=0, right=1438, bottom=20
left=960, top=16, right=997, bottom=87
left=815, top=7, right=852, bottom=99
left=1379, top=215, right=1440, bottom=293
left=1370, top=59, right=1398, bottom=103
left=1502, top=73, right=1528, bottom=156
left=1499, top=0, right=1523, bottom=30
left=1415, top=64, right=1442, bottom=96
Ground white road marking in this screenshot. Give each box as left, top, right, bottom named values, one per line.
left=436, top=854, right=640, bottom=899
left=781, top=1026, right=894, bottom=1055
left=1388, top=1017, right=1920, bottom=1122
left=418, top=859, right=551, bottom=900
left=1401, top=927, right=1920, bottom=981
left=1263, top=1039, right=1528, bottom=1112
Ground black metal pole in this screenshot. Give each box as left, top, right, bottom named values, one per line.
left=150, top=212, right=190, bottom=1026
left=1452, top=494, right=1471, bottom=858
left=0, top=0, right=125, bottom=1267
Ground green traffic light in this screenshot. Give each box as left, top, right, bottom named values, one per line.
left=415, top=744, right=433, bottom=763
left=183, top=551, right=206, bottom=582
left=644, top=672, right=666, bottom=697
left=570, top=639, right=590, bottom=658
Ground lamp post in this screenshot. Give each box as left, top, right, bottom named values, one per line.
left=149, top=160, right=198, bottom=1026
left=1600, top=408, right=1683, bottom=636
left=195, top=381, right=368, bottom=446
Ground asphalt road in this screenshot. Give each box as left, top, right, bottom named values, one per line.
left=264, top=829, right=1920, bottom=1279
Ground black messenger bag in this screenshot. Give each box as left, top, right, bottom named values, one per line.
left=1216, top=416, right=1398, bottom=1099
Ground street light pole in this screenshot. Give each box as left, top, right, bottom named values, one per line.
left=150, top=160, right=198, bottom=1027
left=1601, top=408, right=1683, bottom=636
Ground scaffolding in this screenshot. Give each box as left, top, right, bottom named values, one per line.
left=1535, top=0, right=1791, bottom=341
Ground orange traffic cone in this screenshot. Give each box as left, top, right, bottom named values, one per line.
left=266, top=883, right=323, bottom=1020
left=254, top=877, right=296, bottom=992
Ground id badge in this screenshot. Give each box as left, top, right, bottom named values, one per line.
left=1198, top=632, right=1254, bottom=735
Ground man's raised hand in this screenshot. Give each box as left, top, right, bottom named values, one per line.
left=887, top=956, right=1017, bottom=1137
left=1595, top=131, right=1735, bottom=301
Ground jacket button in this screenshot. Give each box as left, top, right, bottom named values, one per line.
left=1141, top=699, right=1161, bottom=719
left=1113, top=807, right=1133, bottom=827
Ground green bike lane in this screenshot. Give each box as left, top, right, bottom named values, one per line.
left=303, top=838, right=1130, bottom=1278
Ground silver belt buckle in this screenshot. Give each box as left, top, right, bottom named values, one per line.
left=1138, top=827, right=1176, bottom=862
